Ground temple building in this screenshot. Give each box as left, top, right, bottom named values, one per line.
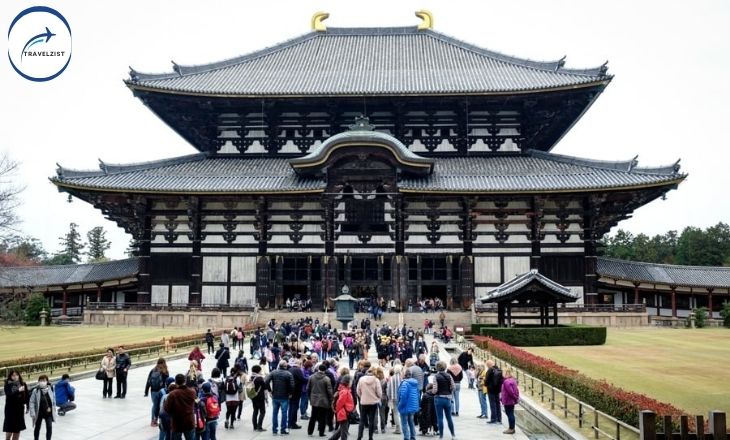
left=5, top=12, right=716, bottom=320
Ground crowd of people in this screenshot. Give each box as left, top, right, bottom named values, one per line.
left=2, top=317, right=520, bottom=440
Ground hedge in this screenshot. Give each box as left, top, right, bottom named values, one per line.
left=473, top=325, right=606, bottom=346
left=473, top=336, right=686, bottom=428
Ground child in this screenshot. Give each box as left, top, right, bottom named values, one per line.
left=467, top=366, right=476, bottom=389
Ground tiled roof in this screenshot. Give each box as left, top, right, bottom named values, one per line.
left=0, top=258, right=139, bottom=289
left=480, top=269, right=578, bottom=303
left=126, top=26, right=609, bottom=96
left=52, top=150, right=684, bottom=194
left=597, top=257, right=730, bottom=289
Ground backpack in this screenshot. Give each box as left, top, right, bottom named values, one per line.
left=205, top=395, right=221, bottom=420
left=207, top=379, right=219, bottom=400
left=149, top=369, right=163, bottom=391
left=245, top=377, right=260, bottom=400
left=225, top=376, right=238, bottom=395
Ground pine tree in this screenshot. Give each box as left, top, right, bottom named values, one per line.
left=57, top=222, right=85, bottom=264
left=124, top=237, right=139, bottom=258
left=86, top=226, right=111, bottom=262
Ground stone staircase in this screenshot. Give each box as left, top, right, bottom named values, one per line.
left=254, top=310, right=473, bottom=332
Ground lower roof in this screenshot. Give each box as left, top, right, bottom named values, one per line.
left=597, top=257, right=730, bottom=289
left=0, top=258, right=140, bottom=290
left=52, top=150, right=684, bottom=195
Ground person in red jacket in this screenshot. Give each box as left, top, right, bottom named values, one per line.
left=328, top=375, right=355, bottom=440
left=188, top=346, right=206, bottom=371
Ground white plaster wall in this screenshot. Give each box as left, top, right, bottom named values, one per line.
left=171, top=285, right=189, bottom=305
left=230, top=257, right=257, bottom=283
left=231, top=286, right=256, bottom=306
left=503, top=256, right=530, bottom=280
left=203, top=257, right=228, bottom=282
left=475, top=256, right=501, bottom=283
left=202, top=285, right=226, bottom=305
left=151, top=285, right=168, bottom=304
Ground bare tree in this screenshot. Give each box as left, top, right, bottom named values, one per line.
left=0, top=153, right=23, bottom=232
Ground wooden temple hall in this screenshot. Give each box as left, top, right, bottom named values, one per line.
left=24, top=11, right=701, bottom=313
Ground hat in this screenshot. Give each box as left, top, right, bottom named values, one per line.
left=201, top=382, right=212, bottom=393
left=165, top=377, right=176, bottom=386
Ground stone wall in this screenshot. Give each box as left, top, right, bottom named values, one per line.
left=84, top=310, right=255, bottom=328
left=474, top=311, right=648, bottom=327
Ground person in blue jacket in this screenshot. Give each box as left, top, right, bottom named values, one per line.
left=54, top=374, right=77, bottom=416
left=397, top=369, right=421, bottom=440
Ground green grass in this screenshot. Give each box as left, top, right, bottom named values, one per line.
left=0, top=326, right=196, bottom=361
left=525, top=327, right=730, bottom=416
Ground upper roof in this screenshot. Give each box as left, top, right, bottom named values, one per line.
left=126, top=26, right=610, bottom=97
left=597, top=257, right=730, bottom=289
left=51, top=150, right=684, bottom=194
left=0, top=258, right=140, bottom=290
left=480, top=269, right=579, bottom=303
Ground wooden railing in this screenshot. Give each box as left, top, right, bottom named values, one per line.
left=86, top=302, right=255, bottom=312
left=639, top=410, right=727, bottom=440
left=474, top=304, right=647, bottom=313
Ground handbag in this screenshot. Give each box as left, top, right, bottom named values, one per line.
left=95, top=368, right=106, bottom=381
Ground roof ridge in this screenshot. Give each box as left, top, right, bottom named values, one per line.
left=0, top=257, right=139, bottom=271
left=529, top=150, right=682, bottom=176
left=598, top=257, right=730, bottom=272
left=56, top=154, right=206, bottom=179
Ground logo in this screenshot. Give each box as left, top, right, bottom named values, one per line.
left=7, top=6, right=72, bottom=82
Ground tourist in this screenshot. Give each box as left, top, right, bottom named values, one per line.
left=475, top=363, right=488, bottom=419
left=418, top=383, right=438, bottom=436
left=266, top=360, right=295, bottom=435
left=329, top=374, right=355, bottom=440
left=249, top=365, right=270, bottom=432
left=500, top=368, right=519, bottom=435
left=3, top=369, right=27, bottom=440
left=431, top=361, right=456, bottom=440
left=397, top=369, right=420, bottom=440
left=439, top=311, right=446, bottom=328
left=386, top=365, right=403, bottom=436
left=164, top=374, right=197, bottom=440
left=486, top=360, right=503, bottom=424
left=114, top=345, right=131, bottom=399
left=54, top=374, right=77, bottom=416
left=308, top=363, right=334, bottom=437
left=447, top=358, right=463, bottom=416
left=375, top=367, right=389, bottom=433
left=223, top=367, right=241, bottom=430
left=236, top=369, right=248, bottom=421
left=214, top=343, right=230, bottom=377
left=205, top=329, right=215, bottom=354
left=236, top=327, right=244, bottom=350
left=188, top=346, right=205, bottom=371
left=466, top=367, right=476, bottom=389
left=457, top=348, right=474, bottom=372
left=300, top=359, right=314, bottom=420
left=157, top=377, right=176, bottom=440
left=186, top=361, right=202, bottom=388
left=145, top=358, right=169, bottom=427
left=221, top=331, right=230, bottom=349
left=100, top=348, right=116, bottom=399
left=200, top=382, right=220, bottom=439
left=356, top=366, right=382, bottom=440
left=29, top=374, right=55, bottom=440
left=288, top=358, right=305, bottom=430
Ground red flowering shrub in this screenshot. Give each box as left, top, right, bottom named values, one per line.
left=473, top=336, right=686, bottom=428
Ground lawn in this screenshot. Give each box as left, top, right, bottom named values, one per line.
left=525, top=327, right=730, bottom=416
left=0, top=326, right=196, bottom=361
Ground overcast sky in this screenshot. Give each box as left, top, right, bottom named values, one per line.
left=1, top=0, right=729, bottom=260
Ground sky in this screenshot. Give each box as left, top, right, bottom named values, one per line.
left=1, top=0, right=729, bottom=260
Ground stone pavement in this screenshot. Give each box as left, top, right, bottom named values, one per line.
left=0, top=336, right=530, bottom=440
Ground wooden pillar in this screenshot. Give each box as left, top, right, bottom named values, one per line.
left=656, top=293, right=660, bottom=316
left=708, top=288, right=714, bottom=320
left=188, top=196, right=202, bottom=306
left=553, top=302, right=558, bottom=326
left=633, top=282, right=640, bottom=305
left=582, top=197, right=598, bottom=305
left=61, top=286, right=68, bottom=317
left=416, top=256, right=422, bottom=301
left=344, top=255, right=352, bottom=291
left=307, top=256, right=312, bottom=301
left=377, top=256, right=385, bottom=304
left=459, top=256, right=474, bottom=310
left=255, top=256, right=271, bottom=308
left=136, top=198, right=152, bottom=304
left=96, top=283, right=102, bottom=304
left=671, top=286, right=677, bottom=318
left=321, top=256, right=338, bottom=310
left=275, top=256, right=284, bottom=309
left=394, top=195, right=406, bottom=256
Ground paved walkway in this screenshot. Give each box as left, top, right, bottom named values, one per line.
left=0, top=336, right=529, bottom=440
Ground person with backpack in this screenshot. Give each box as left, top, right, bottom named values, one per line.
left=485, top=360, right=503, bottom=425
left=248, top=364, right=270, bottom=432
left=214, top=343, right=230, bottom=377
left=157, top=377, right=176, bottom=440
left=145, top=358, right=170, bottom=427
left=28, top=374, right=55, bottom=440
left=54, top=374, right=76, bottom=416
left=431, top=361, right=456, bottom=440
left=205, top=329, right=215, bottom=355
left=200, top=382, right=220, bottom=440
left=328, top=374, right=355, bottom=440
left=234, top=351, right=249, bottom=375
left=307, top=363, right=334, bottom=437
left=207, top=368, right=224, bottom=407
left=397, top=368, right=420, bottom=440
left=223, top=367, right=241, bottom=430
